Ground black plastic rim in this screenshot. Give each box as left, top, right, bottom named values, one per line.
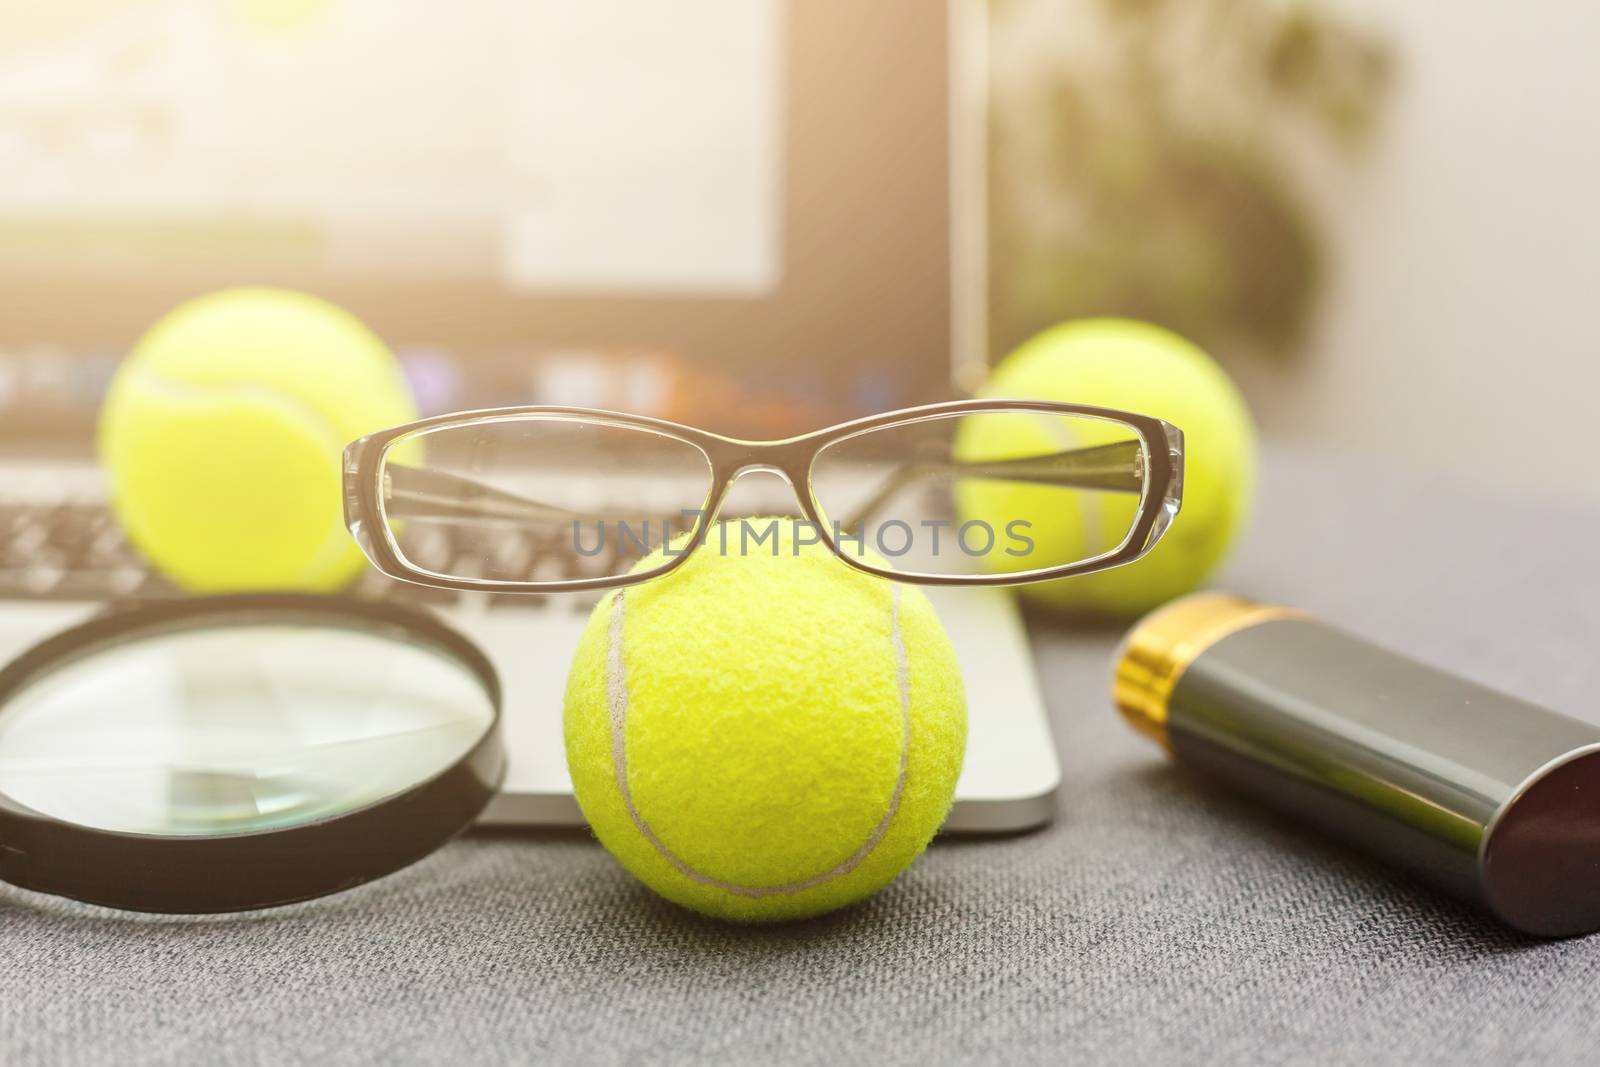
left=0, top=594, right=505, bottom=914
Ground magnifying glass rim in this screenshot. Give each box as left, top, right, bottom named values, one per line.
left=0, top=594, right=506, bottom=914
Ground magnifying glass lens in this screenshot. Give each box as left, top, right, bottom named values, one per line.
left=0, top=623, right=495, bottom=836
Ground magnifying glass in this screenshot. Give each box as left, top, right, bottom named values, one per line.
left=0, top=595, right=504, bottom=913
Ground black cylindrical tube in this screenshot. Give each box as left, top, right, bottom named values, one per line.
left=1114, top=593, right=1600, bottom=937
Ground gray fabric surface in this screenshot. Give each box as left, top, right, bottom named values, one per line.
left=4, top=447, right=1599, bottom=1066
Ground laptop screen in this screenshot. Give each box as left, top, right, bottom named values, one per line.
left=0, top=0, right=978, bottom=444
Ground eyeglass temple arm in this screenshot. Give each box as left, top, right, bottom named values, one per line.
left=381, top=465, right=660, bottom=526
left=839, top=440, right=1145, bottom=529
left=383, top=439, right=1143, bottom=528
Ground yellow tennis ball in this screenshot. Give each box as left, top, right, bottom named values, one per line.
left=956, top=318, right=1256, bottom=616
left=98, top=287, right=419, bottom=593
left=564, top=519, right=967, bottom=922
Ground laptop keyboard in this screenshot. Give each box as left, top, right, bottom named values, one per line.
left=0, top=455, right=824, bottom=608
left=0, top=499, right=621, bottom=611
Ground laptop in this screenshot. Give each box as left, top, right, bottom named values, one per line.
left=0, top=0, right=1059, bottom=833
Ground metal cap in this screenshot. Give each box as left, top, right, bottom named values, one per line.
left=1112, top=592, right=1304, bottom=748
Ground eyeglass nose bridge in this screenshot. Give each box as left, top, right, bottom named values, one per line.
left=700, top=440, right=825, bottom=530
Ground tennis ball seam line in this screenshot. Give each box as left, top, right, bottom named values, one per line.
left=604, top=583, right=912, bottom=899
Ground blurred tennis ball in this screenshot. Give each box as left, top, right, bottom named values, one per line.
left=955, top=318, right=1255, bottom=616
left=99, top=287, right=418, bottom=593
left=564, top=519, right=967, bottom=922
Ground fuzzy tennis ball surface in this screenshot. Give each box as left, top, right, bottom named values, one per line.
left=98, top=287, right=419, bottom=593
left=564, top=519, right=967, bottom=922
left=955, top=318, right=1256, bottom=617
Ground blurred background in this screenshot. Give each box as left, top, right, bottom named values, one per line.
left=1, top=0, right=1596, bottom=505
left=992, top=0, right=1600, bottom=507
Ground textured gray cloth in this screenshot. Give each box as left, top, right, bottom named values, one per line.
left=4, top=447, right=1599, bottom=1066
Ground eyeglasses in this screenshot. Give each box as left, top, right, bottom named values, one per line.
left=342, top=400, right=1184, bottom=593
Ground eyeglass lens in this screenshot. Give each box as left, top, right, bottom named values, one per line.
left=810, top=410, right=1148, bottom=579
left=378, top=416, right=715, bottom=585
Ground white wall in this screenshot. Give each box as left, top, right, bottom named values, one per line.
left=1237, top=0, right=1600, bottom=506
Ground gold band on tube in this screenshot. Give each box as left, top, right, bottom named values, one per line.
left=1112, top=593, right=1306, bottom=749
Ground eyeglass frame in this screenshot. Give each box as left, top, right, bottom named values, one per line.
left=343, top=399, right=1184, bottom=594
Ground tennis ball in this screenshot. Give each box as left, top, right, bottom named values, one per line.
left=564, top=519, right=967, bottom=922
left=98, top=287, right=418, bottom=593
left=955, top=318, right=1255, bottom=616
